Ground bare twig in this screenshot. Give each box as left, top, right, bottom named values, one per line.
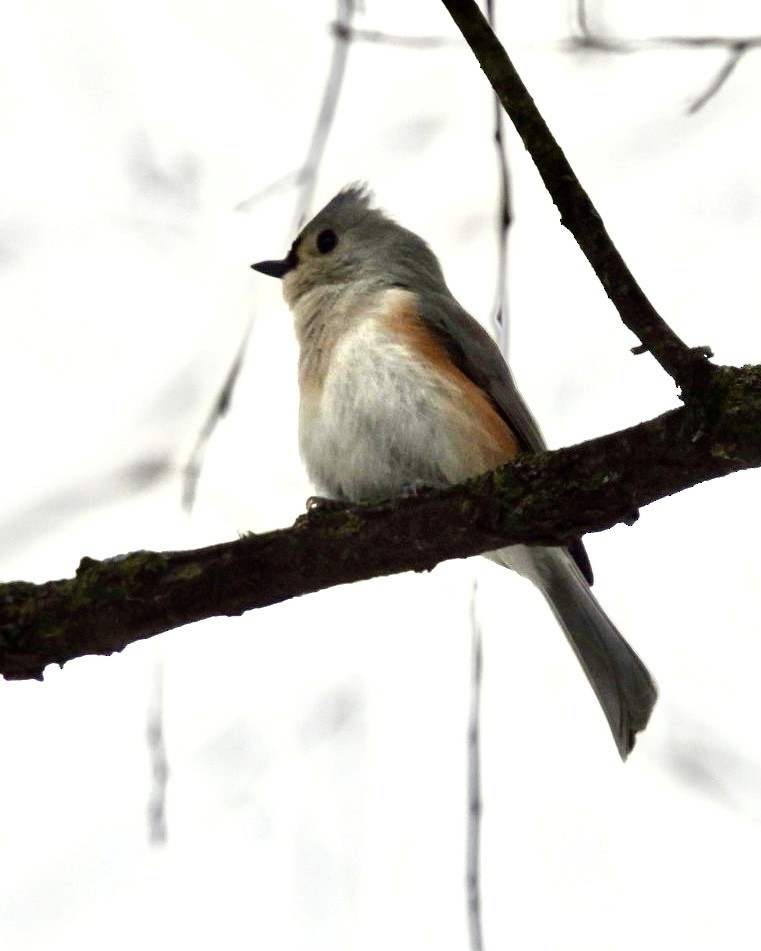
left=146, top=660, right=169, bottom=845
left=687, top=42, right=750, bottom=114
left=330, top=22, right=458, bottom=48
left=440, top=0, right=712, bottom=393
left=486, top=0, right=512, bottom=356
left=182, top=326, right=251, bottom=511
left=573, top=0, right=593, bottom=40
left=466, top=582, right=484, bottom=951
left=571, top=0, right=760, bottom=114
left=293, top=0, right=357, bottom=231
left=567, top=32, right=761, bottom=54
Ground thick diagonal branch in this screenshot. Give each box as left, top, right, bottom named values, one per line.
left=440, top=0, right=711, bottom=392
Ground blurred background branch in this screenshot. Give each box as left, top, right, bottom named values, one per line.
left=571, top=0, right=761, bottom=113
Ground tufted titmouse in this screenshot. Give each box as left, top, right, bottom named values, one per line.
left=252, top=185, right=656, bottom=759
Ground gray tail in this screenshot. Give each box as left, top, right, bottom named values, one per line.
left=527, top=547, right=656, bottom=759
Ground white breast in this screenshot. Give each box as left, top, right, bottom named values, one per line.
left=298, top=289, right=474, bottom=501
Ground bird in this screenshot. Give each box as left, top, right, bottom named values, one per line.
left=251, top=184, right=657, bottom=759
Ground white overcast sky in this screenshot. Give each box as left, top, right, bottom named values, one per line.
left=2, top=2, right=761, bottom=949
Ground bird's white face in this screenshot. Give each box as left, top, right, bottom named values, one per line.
left=252, top=186, right=386, bottom=310
left=281, top=220, right=380, bottom=313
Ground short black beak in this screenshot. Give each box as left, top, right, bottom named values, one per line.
left=251, top=247, right=298, bottom=279
left=251, top=258, right=290, bottom=278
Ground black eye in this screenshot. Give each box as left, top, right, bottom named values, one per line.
left=316, top=229, right=338, bottom=254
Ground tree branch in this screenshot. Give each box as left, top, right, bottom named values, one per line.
left=440, top=0, right=712, bottom=393
left=2, top=363, right=760, bottom=682
left=571, top=0, right=759, bottom=114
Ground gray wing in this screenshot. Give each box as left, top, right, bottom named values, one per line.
left=416, top=290, right=594, bottom=584
left=416, top=290, right=547, bottom=454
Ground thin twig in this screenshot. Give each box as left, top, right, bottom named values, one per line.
left=182, top=325, right=251, bottom=511
left=440, top=0, right=713, bottom=393
left=573, top=0, right=592, bottom=40
left=330, top=23, right=458, bottom=47
left=570, top=0, right=759, bottom=114
left=485, top=0, right=512, bottom=357
left=292, top=0, right=357, bottom=232
left=687, top=42, right=749, bottom=114
left=466, top=582, right=484, bottom=951
left=235, top=20, right=455, bottom=214
left=234, top=171, right=303, bottom=212
left=147, top=660, right=169, bottom=845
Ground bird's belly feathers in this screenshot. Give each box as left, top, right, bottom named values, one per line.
left=298, top=292, right=518, bottom=501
